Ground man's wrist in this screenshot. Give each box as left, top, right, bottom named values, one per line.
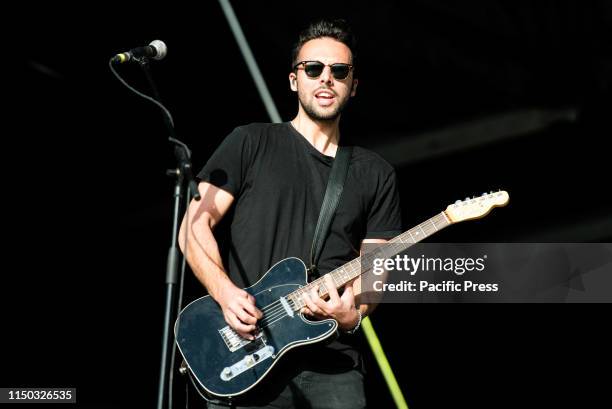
left=342, top=308, right=362, bottom=334
left=209, top=274, right=233, bottom=302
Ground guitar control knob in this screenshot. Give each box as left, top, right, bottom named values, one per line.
left=222, top=367, right=232, bottom=377
left=245, top=355, right=255, bottom=366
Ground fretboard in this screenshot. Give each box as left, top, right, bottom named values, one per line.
left=287, top=212, right=451, bottom=310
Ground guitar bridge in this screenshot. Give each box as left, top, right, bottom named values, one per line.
left=219, top=326, right=264, bottom=352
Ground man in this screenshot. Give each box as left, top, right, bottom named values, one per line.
left=179, top=19, right=402, bottom=408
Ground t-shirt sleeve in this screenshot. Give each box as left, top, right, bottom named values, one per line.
left=365, top=168, right=403, bottom=239
left=196, top=126, right=254, bottom=197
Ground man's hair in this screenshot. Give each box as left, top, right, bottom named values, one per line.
left=290, top=18, right=357, bottom=74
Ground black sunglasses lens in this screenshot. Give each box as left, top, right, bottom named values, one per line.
left=331, top=65, right=350, bottom=79
left=304, top=62, right=324, bottom=77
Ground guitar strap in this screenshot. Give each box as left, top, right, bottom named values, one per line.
left=308, top=145, right=353, bottom=280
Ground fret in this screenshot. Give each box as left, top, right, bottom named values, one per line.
left=379, top=245, right=391, bottom=260
left=349, top=261, right=359, bottom=280
left=294, top=297, right=303, bottom=310
left=347, top=264, right=354, bottom=281
left=289, top=293, right=302, bottom=310
left=418, top=224, right=427, bottom=237
left=394, top=241, right=404, bottom=254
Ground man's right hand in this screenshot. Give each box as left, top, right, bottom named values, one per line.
left=214, top=280, right=263, bottom=340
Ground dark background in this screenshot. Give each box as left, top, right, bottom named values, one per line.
left=6, top=1, right=612, bottom=408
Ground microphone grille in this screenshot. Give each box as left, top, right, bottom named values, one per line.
left=149, top=40, right=168, bottom=60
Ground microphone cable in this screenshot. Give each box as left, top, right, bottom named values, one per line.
left=108, top=58, right=175, bottom=128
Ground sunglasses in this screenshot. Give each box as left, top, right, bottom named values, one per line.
left=293, top=60, right=354, bottom=80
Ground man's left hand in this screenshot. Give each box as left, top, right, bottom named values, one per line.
left=301, top=275, right=360, bottom=331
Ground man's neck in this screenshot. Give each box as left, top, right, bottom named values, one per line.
left=291, top=110, right=341, bottom=157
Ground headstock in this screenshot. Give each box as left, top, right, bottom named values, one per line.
left=444, top=191, right=509, bottom=223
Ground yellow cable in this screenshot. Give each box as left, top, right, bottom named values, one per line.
left=361, top=316, right=409, bottom=409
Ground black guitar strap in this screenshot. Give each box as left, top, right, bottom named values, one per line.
left=308, top=145, right=353, bottom=279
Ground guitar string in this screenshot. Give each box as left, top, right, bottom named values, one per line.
left=256, top=241, right=424, bottom=329
left=238, top=217, right=447, bottom=334
left=256, top=275, right=330, bottom=314
left=254, top=274, right=413, bottom=330
left=257, top=296, right=304, bottom=324
left=255, top=217, right=437, bottom=315
left=261, top=277, right=355, bottom=325
left=253, top=298, right=300, bottom=328
left=257, top=262, right=373, bottom=326
left=254, top=244, right=415, bottom=327
left=258, top=281, right=330, bottom=324
left=255, top=276, right=333, bottom=318
left=259, top=214, right=464, bottom=334
left=257, top=279, right=349, bottom=328
left=232, top=270, right=366, bottom=334
left=232, top=248, right=423, bottom=336
left=256, top=293, right=309, bottom=324
left=259, top=294, right=347, bottom=329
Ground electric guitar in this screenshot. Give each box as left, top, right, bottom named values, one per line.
left=175, top=191, right=509, bottom=398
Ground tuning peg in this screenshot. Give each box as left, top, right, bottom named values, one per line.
left=455, top=200, right=462, bottom=205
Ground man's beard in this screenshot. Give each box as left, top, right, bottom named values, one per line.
left=298, top=90, right=351, bottom=122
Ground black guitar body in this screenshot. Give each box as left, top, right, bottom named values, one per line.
left=175, top=257, right=338, bottom=398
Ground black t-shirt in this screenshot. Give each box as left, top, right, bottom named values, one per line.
left=197, top=122, right=402, bottom=370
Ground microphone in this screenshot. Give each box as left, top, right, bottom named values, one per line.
left=112, top=40, right=167, bottom=64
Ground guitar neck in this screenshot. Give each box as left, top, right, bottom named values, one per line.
left=288, top=212, right=451, bottom=310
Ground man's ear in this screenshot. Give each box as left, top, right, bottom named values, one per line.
left=289, top=73, right=298, bottom=92
left=350, top=78, right=359, bottom=97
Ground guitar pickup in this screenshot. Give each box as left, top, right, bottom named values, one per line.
left=220, top=345, right=275, bottom=381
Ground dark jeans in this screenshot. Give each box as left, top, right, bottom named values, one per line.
left=204, top=368, right=366, bottom=409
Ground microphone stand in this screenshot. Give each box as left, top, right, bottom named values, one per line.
left=137, top=57, right=200, bottom=409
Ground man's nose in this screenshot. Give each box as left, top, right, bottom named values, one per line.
left=319, top=66, right=333, bottom=84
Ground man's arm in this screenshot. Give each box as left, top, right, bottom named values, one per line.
left=178, top=181, right=261, bottom=340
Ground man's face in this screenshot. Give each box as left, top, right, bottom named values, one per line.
left=289, top=37, right=358, bottom=121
